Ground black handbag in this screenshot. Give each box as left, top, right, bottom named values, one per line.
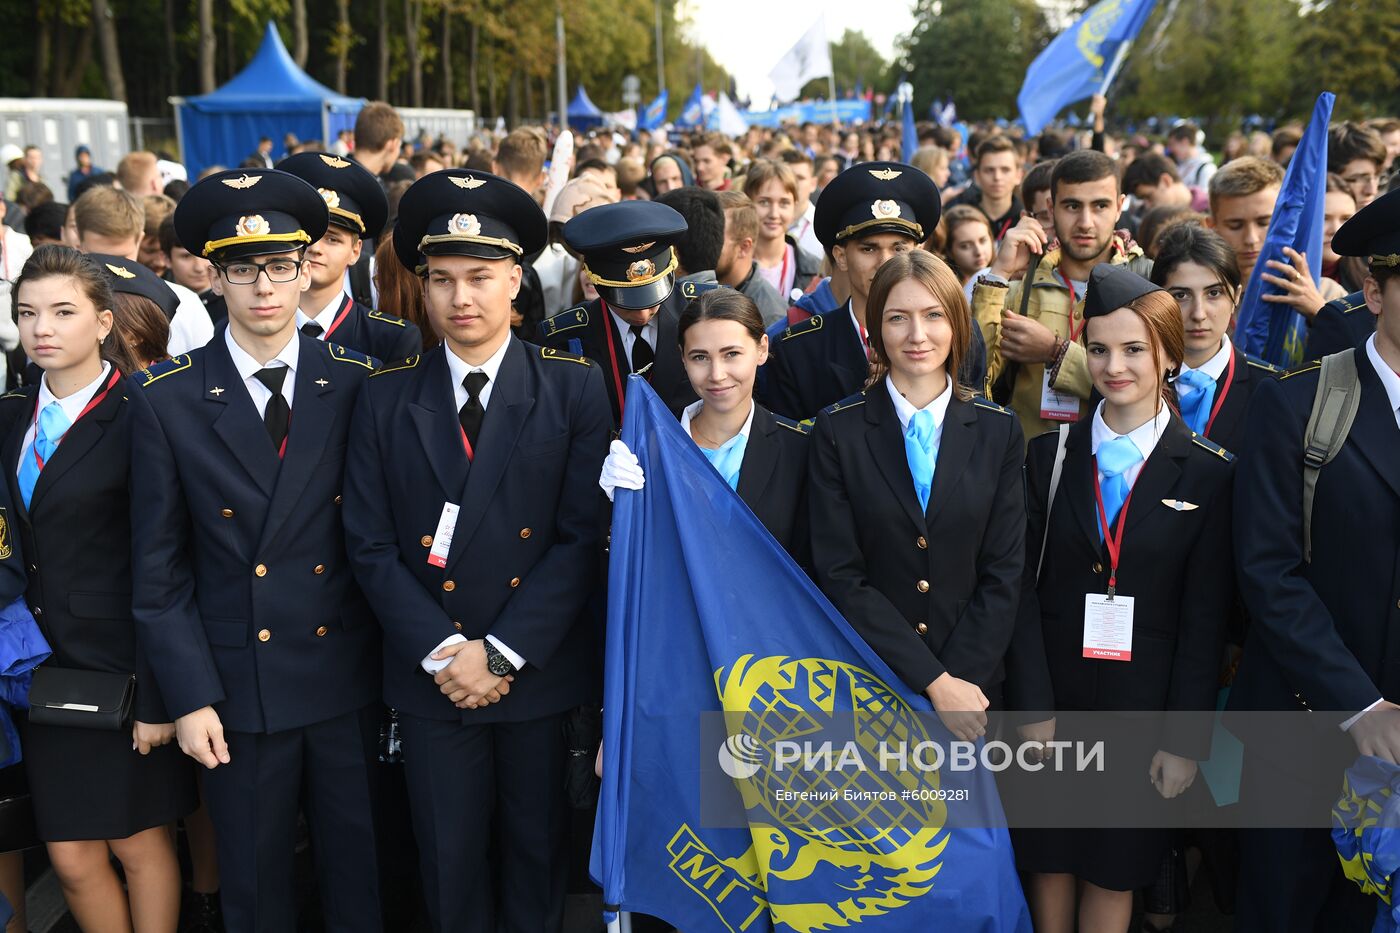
left=27, top=667, right=136, bottom=731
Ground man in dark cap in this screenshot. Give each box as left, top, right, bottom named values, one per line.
left=536, top=199, right=696, bottom=425
left=279, top=151, right=422, bottom=362
left=1230, top=187, right=1400, bottom=932
left=761, top=160, right=983, bottom=421
left=127, top=167, right=384, bottom=933
left=342, top=168, right=610, bottom=933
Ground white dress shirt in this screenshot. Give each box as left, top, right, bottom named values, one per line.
left=679, top=399, right=756, bottom=444
left=224, top=328, right=298, bottom=418
left=609, top=308, right=657, bottom=366
left=1174, top=336, right=1233, bottom=403
left=422, top=335, right=525, bottom=675
left=789, top=202, right=821, bottom=259
left=849, top=305, right=869, bottom=352
left=167, top=281, right=216, bottom=357
left=18, top=362, right=112, bottom=476
left=885, top=374, right=953, bottom=439
left=296, top=290, right=350, bottom=339
left=1090, top=400, right=1171, bottom=489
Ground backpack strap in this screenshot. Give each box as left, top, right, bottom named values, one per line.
left=1302, top=350, right=1361, bottom=563
left=1036, top=423, right=1070, bottom=583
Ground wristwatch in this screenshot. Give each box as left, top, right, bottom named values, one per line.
left=484, top=639, right=517, bottom=677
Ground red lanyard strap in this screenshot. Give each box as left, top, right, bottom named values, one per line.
left=30, top=368, right=121, bottom=470
left=1057, top=270, right=1088, bottom=343
left=600, top=300, right=628, bottom=418
left=322, top=296, right=355, bottom=342
left=1203, top=349, right=1235, bottom=438
left=1091, top=453, right=1136, bottom=599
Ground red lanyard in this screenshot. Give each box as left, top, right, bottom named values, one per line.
left=1058, top=270, right=1088, bottom=343
left=600, top=300, right=628, bottom=418
left=1203, top=350, right=1236, bottom=438
left=996, top=217, right=1014, bottom=241
left=1091, top=453, right=1137, bottom=598
left=321, top=295, right=355, bottom=342
left=30, top=368, right=121, bottom=471
left=459, top=425, right=475, bottom=462
left=780, top=244, right=792, bottom=298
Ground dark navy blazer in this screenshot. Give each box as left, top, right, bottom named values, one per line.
left=343, top=338, right=611, bottom=723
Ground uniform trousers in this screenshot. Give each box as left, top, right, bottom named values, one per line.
left=201, top=704, right=382, bottom=933
left=399, top=710, right=569, bottom=933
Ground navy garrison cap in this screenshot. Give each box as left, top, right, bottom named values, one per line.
left=563, top=200, right=687, bottom=310
left=1332, top=187, right=1400, bottom=266
left=277, top=151, right=388, bottom=240
left=393, top=169, right=546, bottom=274
left=814, top=161, right=940, bottom=251
left=174, top=169, right=327, bottom=261
left=1083, top=263, right=1164, bottom=320
left=90, top=253, right=179, bottom=322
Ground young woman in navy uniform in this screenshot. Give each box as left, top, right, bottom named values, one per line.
left=1152, top=223, right=1280, bottom=454
left=3, top=247, right=194, bottom=932
left=1009, top=264, right=1234, bottom=933
left=599, top=285, right=811, bottom=562
left=807, top=249, right=1025, bottom=741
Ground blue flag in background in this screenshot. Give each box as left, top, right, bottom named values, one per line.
left=639, top=90, right=669, bottom=131
left=591, top=377, right=1032, bottom=932
left=677, top=85, right=705, bottom=129
left=1017, top=0, right=1157, bottom=136
left=902, top=97, right=918, bottom=163
left=1234, top=91, right=1334, bottom=367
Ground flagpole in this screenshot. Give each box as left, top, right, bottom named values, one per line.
left=1097, top=38, right=1133, bottom=96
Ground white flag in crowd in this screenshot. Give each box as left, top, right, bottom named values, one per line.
left=768, top=14, right=831, bottom=102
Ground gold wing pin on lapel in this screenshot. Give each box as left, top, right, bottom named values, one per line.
left=1162, top=499, right=1199, bottom=511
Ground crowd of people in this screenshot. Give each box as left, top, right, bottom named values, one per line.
left=0, top=92, right=1397, bottom=933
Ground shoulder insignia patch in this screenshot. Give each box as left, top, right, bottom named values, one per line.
left=1340, top=298, right=1367, bottom=315
left=369, top=354, right=420, bottom=378
left=1244, top=354, right=1281, bottom=374
left=138, top=354, right=193, bottom=387
left=0, top=390, right=27, bottom=401
left=1280, top=361, right=1322, bottom=380
left=773, top=414, right=811, bottom=434
left=540, top=346, right=592, bottom=366
left=1188, top=431, right=1236, bottom=462
left=328, top=343, right=378, bottom=370
left=680, top=280, right=721, bottom=301
left=366, top=309, right=408, bottom=328
left=822, top=391, right=867, bottom=415
left=541, top=306, right=590, bottom=339
left=781, top=313, right=824, bottom=341
left=973, top=397, right=1013, bottom=416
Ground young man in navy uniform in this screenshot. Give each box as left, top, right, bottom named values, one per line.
left=1306, top=288, right=1374, bottom=358
left=537, top=200, right=696, bottom=424
left=761, top=161, right=985, bottom=421
left=128, top=168, right=383, bottom=933
left=343, top=168, right=610, bottom=933
left=278, top=151, right=423, bottom=361
left=1230, top=187, right=1400, bottom=930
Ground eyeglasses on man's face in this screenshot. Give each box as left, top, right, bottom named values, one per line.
left=216, top=258, right=304, bottom=285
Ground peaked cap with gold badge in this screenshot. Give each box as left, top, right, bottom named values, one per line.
left=813, top=160, right=941, bottom=251
left=173, top=168, right=329, bottom=261
left=277, top=151, right=389, bottom=240
left=562, top=200, right=687, bottom=311
left=393, top=169, right=547, bottom=274
left=89, top=253, right=180, bottom=321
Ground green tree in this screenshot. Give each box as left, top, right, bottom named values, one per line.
left=798, top=29, right=888, bottom=99
left=1288, top=0, right=1400, bottom=120
left=896, top=0, right=1049, bottom=121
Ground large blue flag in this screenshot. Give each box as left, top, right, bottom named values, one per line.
left=1234, top=91, right=1334, bottom=367
left=639, top=90, right=669, bottom=131
left=1017, top=0, right=1158, bottom=137
left=591, top=376, right=1032, bottom=932
left=677, top=85, right=706, bottom=129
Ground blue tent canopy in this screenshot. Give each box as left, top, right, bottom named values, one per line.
left=174, top=23, right=364, bottom=176
left=567, top=86, right=604, bottom=130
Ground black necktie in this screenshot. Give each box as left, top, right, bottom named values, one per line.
left=253, top=366, right=290, bottom=453
left=301, top=321, right=324, bottom=338
left=629, top=324, right=654, bottom=376
left=459, top=371, right=489, bottom=456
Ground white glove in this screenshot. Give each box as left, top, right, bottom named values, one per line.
left=599, top=439, right=645, bottom=502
